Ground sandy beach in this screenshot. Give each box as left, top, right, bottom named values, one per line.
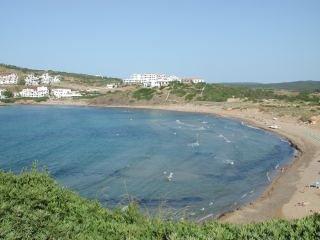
left=10, top=100, right=320, bottom=223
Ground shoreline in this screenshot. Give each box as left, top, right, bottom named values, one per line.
left=3, top=101, right=320, bottom=223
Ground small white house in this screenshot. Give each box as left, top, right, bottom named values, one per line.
left=19, top=86, right=49, bottom=98
left=192, top=78, right=204, bottom=84
left=143, top=81, right=161, bottom=88
left=51, top=88, right=81, bottom=98
left=0, top=73, right=19, bottom=85
left=0, top=89, right=5, bottom=99
left=106, top=84, right=118, bottom=89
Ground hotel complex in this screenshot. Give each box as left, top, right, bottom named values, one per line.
left=0, top=72, right=81, bottom=99
left=0, top=71, right=205, bottom=100
left=25, top=73, right=61, bottom=86
left=0, top=72, right=61, bottom=86
left=124, top=73, right=204, bottom=88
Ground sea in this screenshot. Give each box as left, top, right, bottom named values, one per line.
left=0, top=105, right=294, bottom=220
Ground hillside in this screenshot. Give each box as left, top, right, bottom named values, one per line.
left=124, top=82, right=320, bottom=105
left=1, top=64, right=320, bottom=122
left=0, top=63, right=122, bottom=87
left=0, top=168, right=319, bottom=239
left=223, top=81, right=320, bottom=93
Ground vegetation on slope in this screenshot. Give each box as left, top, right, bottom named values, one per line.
left=0, top=63, right=122, bottom=86
left=132, top=88, right=156, bottom=100
left=167, top=82, right=320, bottom=104
left=1, top=63, right=320, bottom=104
left=223, top=81, right=320, bottom=93
left=47, top=70, right=122, bottom=86
left=167, top=82, right=277, bottom=102
left=0, top=168, right=319, bottom=239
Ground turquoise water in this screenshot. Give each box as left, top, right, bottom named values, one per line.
left=0, top=105, right=294, bottom=219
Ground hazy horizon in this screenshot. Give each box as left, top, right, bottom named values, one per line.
left=1, top=0, right=319, bottom=83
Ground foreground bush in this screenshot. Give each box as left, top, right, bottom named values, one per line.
left=0, top=169, right=319, bottom=239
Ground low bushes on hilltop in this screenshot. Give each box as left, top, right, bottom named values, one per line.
left=132, top=88, right=156, bottom=100
left=0, top=168, right=319, bottom=239
left=168, top=82, right=320, bottom=104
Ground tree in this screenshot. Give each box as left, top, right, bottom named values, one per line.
left=3, top=90, right=13, bottom=98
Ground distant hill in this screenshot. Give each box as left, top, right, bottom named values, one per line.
left=0, top=63, right=123, bottom=86
left=222, top=81, right=320, bottom=93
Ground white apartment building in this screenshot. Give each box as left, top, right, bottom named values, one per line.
left=0, top=73, right=19, bottom=85
left=40, top=73, right=61, bottom=84
left=51, top=88, right=81, bottom=98
left=37, top=86, right=49, bottom=96
left=19, top=86, right=49, bottom=98
left=25, top=74, right=40, bottom=86
left=123, top=74, right=145, bottom=85
left=24, top=73, right=61, bottom=85
left=181, top=78, right=204, bottom=84
left=124, top=73, right=181, bottom=88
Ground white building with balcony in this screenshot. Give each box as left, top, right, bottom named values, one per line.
left=19, top=86, right=49, bottom=98
left=51, top=88, right=81, bottom=98
left=40, top=73, right=61, bottom=84
left=0, top=73, right=19, bottom=85
left=124, top=73, right=181, bottom=88
left=25, top=74, right=40, bottom=86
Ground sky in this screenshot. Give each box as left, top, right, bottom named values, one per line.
left=0, top=0, right=319, bottom=83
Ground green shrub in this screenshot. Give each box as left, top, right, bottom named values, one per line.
left=185, top=93, right=196, bottom=101
left=171, top=88, right=187, bottom=97
left=0, top=169, right=319, bottom=239
left=132, top=88, right=156, bottom=100
left=3, top=90, right=14, bottom=98
left=33, top=97, right=48, bottom=102
left=0, top=98, right=15, bottom=103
